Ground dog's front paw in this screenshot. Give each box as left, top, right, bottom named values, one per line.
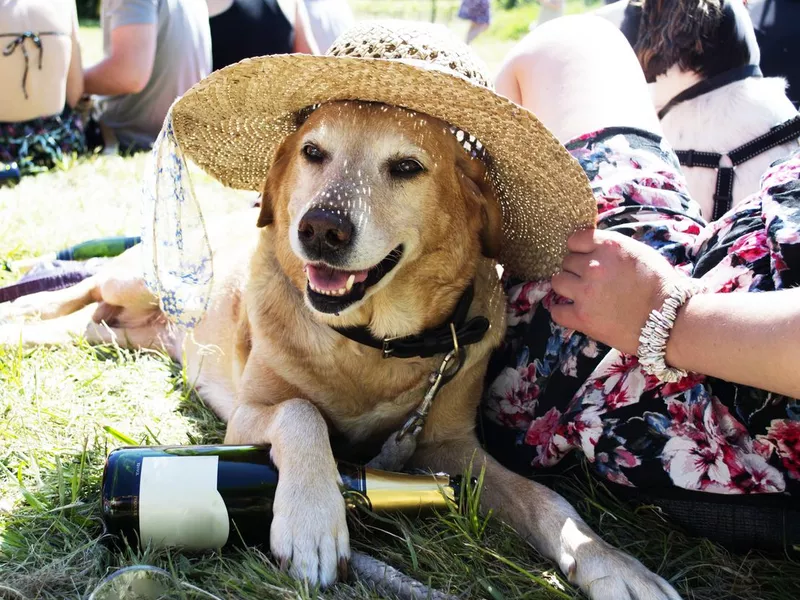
left=559, top=520, right=681, bottom=600
left=270, top=468, right=349, bottom=587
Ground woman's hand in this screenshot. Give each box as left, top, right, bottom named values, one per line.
left=550, top=228, right=685, bottom=355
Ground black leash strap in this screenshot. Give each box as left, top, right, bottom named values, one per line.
left=658, top=64, right=763, bottom=121
left=333, top=282, right=490, bottom=359
left=676, top=114, right=800, bottom=221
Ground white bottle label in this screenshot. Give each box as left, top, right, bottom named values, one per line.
left=139, top=456, right=230, bottom=550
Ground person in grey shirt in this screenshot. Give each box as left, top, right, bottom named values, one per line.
left=84, top=0, right=211, bottom=150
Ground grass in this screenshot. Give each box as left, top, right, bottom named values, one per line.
left=1, top=286, right=798, bottom=600
left=3, top=5, right=799, bottom=600
left=0, top=270, right=798, bottom=599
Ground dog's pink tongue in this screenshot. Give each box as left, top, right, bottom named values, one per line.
left=306, top=264, right=369, bottom=291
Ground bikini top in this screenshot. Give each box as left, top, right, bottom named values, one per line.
left=1, top=31, right=67, bottom=100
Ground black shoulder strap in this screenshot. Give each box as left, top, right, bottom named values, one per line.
left=675, top=114, right=800, bottom=221
left=728, top=114, right=800, bottom=166
left=333, top=283, right=490, bottom=359
left=658, top=65, right=763, bottom=121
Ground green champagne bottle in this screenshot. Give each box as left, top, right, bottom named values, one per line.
left=101, top=445, right=461, bottom=551
left=54, top=236, right=141, bottom=261
left=13, top=236, right=142, bottom=272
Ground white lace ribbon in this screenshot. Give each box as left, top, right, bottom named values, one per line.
left=141, top=112, right=214, bottom=330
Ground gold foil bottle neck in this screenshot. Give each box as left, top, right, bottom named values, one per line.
left=359, top=468, right=455, bottom=512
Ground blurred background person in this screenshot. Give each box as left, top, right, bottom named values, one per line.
left=747, top=0, right=799, bottom=107
left=207, top=0, right=319, bottom=71
left=595, top=0, right=799, bottom=108
left=592, top=0, right=799, bottom=216
left=304, top=0, right=353, bottom=53
left=458, top=0, right=491, bottom=44
left=84, top=0, right=211, bottom=152
left=0, top=0, right=86, bottom=180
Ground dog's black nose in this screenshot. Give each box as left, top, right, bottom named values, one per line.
left=298, top=208, right=354, bottom=256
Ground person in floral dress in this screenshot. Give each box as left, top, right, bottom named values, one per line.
left=486, top=15, right=800, bottom=548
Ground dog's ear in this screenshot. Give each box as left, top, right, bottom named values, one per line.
left=256, top=176, right=273, bottom=227
left=458, top=155, right=503, bottom=259
left=256, top=137, right=295, bottom=228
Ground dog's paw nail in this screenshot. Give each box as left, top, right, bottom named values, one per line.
left=338, top=557, right=349, bottom=581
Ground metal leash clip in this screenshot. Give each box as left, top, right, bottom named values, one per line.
left=397, top=324, right=463, bottom=440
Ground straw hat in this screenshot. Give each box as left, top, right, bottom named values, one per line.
left=166, top=20, right=596, bottom=281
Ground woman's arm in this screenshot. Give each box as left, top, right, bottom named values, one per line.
left=666, top=288, right=800, bottom=396
left=65, top=1, right=84, bottom=107
left=83, top=22, right=157, bottom=96
left=551, top=228, right=800, bottom=398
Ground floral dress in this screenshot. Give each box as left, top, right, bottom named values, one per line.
left=482, top=128, right=800, bottom=511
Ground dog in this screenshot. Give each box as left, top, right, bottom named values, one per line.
left=597, top=0, right=799, bottom=221
left=0, top=101, right=681, bottom=600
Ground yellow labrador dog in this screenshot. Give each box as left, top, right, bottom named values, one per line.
left=0, top=102, right=680, bottom=600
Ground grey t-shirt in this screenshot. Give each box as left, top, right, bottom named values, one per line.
left=98, top=0, right=211, bottom=149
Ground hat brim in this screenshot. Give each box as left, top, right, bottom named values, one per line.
left=171, top=54, right=597, bottom=280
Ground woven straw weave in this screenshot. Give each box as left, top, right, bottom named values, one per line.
left=171, top=21, right=597, bottom=280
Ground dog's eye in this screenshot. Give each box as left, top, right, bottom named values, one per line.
left=389, top=159, right=424, bottom=178
left=302, top=143, right=326, bottom=163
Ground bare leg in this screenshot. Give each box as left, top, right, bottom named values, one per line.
left=495, top=15, right=661, bottom=142
left=465, top=21, right=489, bottom=44
left=0, top=276, right=100, bottom=322
left=0, top=246, right=154, bottom=324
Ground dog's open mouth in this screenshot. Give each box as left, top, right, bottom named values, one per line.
left=305, top=245, right=404, bottom=314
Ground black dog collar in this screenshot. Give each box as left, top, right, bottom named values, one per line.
left=332, top=282, right=490, bottom=359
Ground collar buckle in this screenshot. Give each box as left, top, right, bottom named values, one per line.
left=381, top=336, right=399, bottom=359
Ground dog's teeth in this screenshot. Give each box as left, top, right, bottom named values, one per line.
left=307, top=271, right=356, bottom=298
left=309, top=283, right=351, bottom=297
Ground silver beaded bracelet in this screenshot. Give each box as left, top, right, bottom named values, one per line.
left=636, top=282, right=701, bottom=383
